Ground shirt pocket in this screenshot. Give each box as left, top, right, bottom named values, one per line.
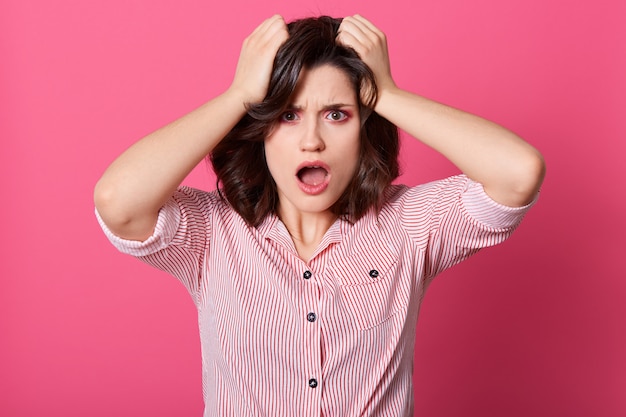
left=330, top=245, right=407, bottom=331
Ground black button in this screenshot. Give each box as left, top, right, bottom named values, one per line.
left=303, top=270, right=312, bottom=280
left=369, top=269, right=379, bottom=278
left=308, top=378, right=318, bottom=388
left=307, top=312, right=316, bottom=322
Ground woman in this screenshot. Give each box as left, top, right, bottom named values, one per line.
left=95, top=15, right=545, bottom=416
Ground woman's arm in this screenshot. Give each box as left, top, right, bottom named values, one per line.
left=337, top=15, right=545, bottom=207
left=94, top=15, right=288, bottom=241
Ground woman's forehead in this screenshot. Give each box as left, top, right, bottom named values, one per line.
left=289, top=65, right=358, bottom=107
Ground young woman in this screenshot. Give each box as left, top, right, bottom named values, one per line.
left=95, top=15, right=545, bottom=416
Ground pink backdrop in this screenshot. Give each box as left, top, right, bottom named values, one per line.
left=2, top=0, right=625, bottom=415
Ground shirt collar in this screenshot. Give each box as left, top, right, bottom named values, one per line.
left=256, top=213, right=352, bottom=260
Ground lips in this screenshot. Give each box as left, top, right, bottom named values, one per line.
left=296, top=161, right=331, bottom=195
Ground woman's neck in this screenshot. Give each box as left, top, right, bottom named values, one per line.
left=277, top=206, right=337, bottom=263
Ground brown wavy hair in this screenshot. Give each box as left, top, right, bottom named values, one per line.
left=209, top=16, right=400, bottom=227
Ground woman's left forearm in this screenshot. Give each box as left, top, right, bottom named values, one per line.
left=375, top=86, right=546, bottom=207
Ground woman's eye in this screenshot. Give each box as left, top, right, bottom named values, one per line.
left=326, top=110, right=348, bottom=121
left=280, top=111, right=298, bottom=122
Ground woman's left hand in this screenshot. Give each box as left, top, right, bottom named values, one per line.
left=336, top=15, right=396, bottom=96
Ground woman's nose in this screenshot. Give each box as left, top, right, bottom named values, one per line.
left=299, top=120, right=325, bottom=152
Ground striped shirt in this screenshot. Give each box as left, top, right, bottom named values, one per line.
left=97, top=175, right=535, bottom=416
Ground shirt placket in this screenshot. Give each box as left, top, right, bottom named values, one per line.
left=300, top=261, right=323, bottom=416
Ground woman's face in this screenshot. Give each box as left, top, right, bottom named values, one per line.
left=264, top=64, right=361, bottom=219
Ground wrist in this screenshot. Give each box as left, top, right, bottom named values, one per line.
left=374, top=83, right=401, bottom=115
left=220, top=87, right=252, bottom=115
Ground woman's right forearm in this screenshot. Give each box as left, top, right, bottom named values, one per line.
left=94, top=89, right=248, bottom=241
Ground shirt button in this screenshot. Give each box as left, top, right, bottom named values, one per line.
left=307, top=312, right=316, bottom=322
left=308, top=378, right=318, bottom=388
left=303, top=270, right=312, bottom=280
left=369, top=269, right=379, bottom=278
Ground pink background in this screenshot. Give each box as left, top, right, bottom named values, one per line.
left=2, top=0, right=625, bottom=415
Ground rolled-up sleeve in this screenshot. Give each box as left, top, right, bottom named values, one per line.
left=461, top=179, right=538, bottom=231
left=96, top=198, right=181, bottom=257
left=396, top=175, right=538, bottom=280
left=95, top=186, right=212, bottom=298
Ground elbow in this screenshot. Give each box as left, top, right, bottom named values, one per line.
left=94, top=179, right=114, bottom=220
left=509, top=148, right=546, bottom=206
left=94, top=180, right=132, bottom=231
left=94, top=180, right=156, bottom=241
left=484, top=146, right=546, bottom=207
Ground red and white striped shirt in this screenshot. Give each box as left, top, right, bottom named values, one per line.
left=97, top=175, right=535, bottom=416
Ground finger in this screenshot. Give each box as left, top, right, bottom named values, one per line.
left=261, top=14, right=287, bottom=37
left=350, top=14, right=383, bottom=37
left=264, top=19, right=289, bottom=51
left=336, top=31, right=365, bottom=53
left=336, top=25, right=375, bottom=60
left=339, top=15, right=378, bottom=43
left=246, top=15, right=288, bottom=52
left=337, top=20, right=366, bottom=50
left=253, top=15, right=284, bottom=36
left=338, top=18, right=385, bottom=58
left=338, top=17, right=367, bottom=44
left=268, top=16, right=289, bottom=38
left=247, top=15, right=286, bottom=45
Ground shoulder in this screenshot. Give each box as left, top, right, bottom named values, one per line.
left=173, top=186, right=232, bottom=215
left=174, top=186, right=222, bottom=205
left=166, top=186, right=251, bottom=238
left=381, top=175, right=471, bottom=212
left=375, top=175, right=476, bottom=243
left=380, top=174, right=537, bottom=232
left=174, top=186, right=259, bottom=236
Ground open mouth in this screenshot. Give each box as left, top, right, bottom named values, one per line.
left=295, top=161, right=331, bottom=195
left=297, top=166, right=329, bottom=186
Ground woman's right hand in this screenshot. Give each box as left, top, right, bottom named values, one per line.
left=229, top=15, right=289, bottom=104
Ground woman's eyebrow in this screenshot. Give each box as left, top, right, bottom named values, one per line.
left=321, top=103, right=356, bottom=111
left=286, top=102, right=357, bottom=111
